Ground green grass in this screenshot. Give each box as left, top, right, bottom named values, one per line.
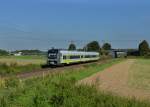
left=129, top=59, right=150, bottom=90
left=0, top=58, right=150, bottom=107
left=62, top=59, right=122, bottom=80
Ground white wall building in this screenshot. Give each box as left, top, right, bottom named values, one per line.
left=14, top=52, right=22, bottom=56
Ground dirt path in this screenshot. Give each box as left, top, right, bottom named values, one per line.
left=80, top=59, right=150, bottom=101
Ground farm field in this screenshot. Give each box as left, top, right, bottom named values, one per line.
left=80, top=59, right=150, bottom=101
left=0, top=58, right=150, bottom=107
left=0, top=55, right=46, bottom=65
left=0, top=56, right=46, bottom=75
left=129, top=59, right=150, bottom=90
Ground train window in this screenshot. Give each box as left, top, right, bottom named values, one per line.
left=92, top=55, right=97, bottom=57
left=81, top=55, right=84, bottom=58
left=84, top=55, right=98, bottom=58
left=85, top=55, right=91, bottom=58
left=48, top=54, right=57, bottom=59
left=63, top=56, right=67, bottom=59
left=70, top=55, right=80, bottom=59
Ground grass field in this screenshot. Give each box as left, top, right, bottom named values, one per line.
left=0, top=55, right=46, bottom=75
left=0, top=59, right=150, bottom=107
left=129, top=59, right=150, bottom=90
left=0, top=55, right=46, bottom=65
left=80, top=59, right=150, bottom=100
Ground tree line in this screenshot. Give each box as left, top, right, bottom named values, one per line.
left=0, top=49, right=9, bottom=56
left=68, top=40, right=150, bottom=57
left=68, top=41, right=111, bottom=51
left=0, top=49, right=46, bottom=56
left=68, top=41, right=111, bottom=56
left=0, top=40, right=149, bottom=56
left=12, top=50, right=45, bottom=55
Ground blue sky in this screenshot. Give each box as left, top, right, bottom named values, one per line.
left=0, top=0, right=150, bottom=50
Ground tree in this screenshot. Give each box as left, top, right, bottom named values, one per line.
left=0, top=49, right=9, bottom=56
left=139, top=40, right=149, bottom=56
left=68, top=43, right=76, bottom=50
left=86, top=41, right=100, bottom=52
left=102, top=43, right=111, bottom=50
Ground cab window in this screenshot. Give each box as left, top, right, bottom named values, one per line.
left=63, top=56, right=67, bottom=59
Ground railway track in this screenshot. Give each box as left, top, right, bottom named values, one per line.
left=17, top=60, right=105, bottom=79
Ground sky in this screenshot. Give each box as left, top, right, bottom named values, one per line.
left=0, top=0, right=150, bottom=50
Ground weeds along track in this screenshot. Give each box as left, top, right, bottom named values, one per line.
left=16, top=60, right=107, bottom=79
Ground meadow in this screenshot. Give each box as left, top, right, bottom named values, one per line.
left=0, top=55, right=46, bottom=65
left=129, top=59, right=150, bottom=90
left=0, top=58, right=150, bottom=107
left=0, top=55, right=46, bottom=75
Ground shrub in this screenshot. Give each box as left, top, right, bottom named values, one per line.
left=4, top=77, right=20, bottom=88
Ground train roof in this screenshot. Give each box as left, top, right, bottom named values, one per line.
left=48, top=49, right=99, bottom=55
left=59, top=50, right=99, bottom=55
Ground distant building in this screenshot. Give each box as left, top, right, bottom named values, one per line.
left=109, top=49, right=127, bottom=58
left=14, top=52, right=22, bottom=56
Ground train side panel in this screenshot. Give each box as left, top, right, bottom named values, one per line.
left=59, top=51, right=100, bottom=65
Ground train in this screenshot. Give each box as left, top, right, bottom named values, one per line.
left=47, top=49, right=100, bottom=66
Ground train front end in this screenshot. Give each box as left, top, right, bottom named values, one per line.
left=47, top=49, right=60, bottom=65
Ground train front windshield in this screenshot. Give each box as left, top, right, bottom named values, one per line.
left=48, top=49, right=58, bottom=59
